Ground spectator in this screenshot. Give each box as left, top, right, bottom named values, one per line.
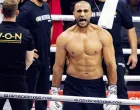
left=17, top=0, right=52, bottom=110
left=0, top=0, right=34, bottom=109
left=123, top=0, right=140, bottom=91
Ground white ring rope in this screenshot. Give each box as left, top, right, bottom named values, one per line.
left=49, top=75, right=140, bottom=81
left=0, top=92, right=140, bottom=105
left=51, top=15, right=140, bottom=22
left=50, top=47, right=140, bottom=54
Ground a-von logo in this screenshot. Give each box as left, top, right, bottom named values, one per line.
left=0, top=33, right=22, bottom=43
left=36, top=15, right=51, bottom=22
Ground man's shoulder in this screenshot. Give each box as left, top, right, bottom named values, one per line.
left=118, top=0, right=125, bottom=5
left=56, top=31, right=69, bottom=47
left=58, top=31, right=69, bottom=40
left=96, top=28, right=112, bottom=45
left=0, top=23, right=31, bottom=37
left=117, top=0, right=128, bottom=10
left=56, top=27, right=73, bottom=45
left=90, top=24, right=103, bottom=32
left=19, top=1, right=34, bottom=12
left=17, top=25, right=30, bottom=33
left=43, top=2, right=50, bottom=8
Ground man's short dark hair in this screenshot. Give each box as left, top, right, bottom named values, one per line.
left=2, top=0, right=18, bottom=18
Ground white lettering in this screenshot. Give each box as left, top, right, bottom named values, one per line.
left=36, top=15, right=51, bottom=22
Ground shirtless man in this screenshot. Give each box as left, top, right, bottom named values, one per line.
left=49, top=1, right=119, bottom=110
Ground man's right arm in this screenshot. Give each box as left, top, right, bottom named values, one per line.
left=49, top=33, right=67, bottom=110
left=25, top=31, right=34, bottom=70
left=52, top=33, right=67, bottom=87
left=25, top=50, right=34, bottom=70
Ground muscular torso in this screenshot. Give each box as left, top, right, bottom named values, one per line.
left=65, top=25, right=104, bottom=79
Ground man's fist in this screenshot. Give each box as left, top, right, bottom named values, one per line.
left=103, top=85, right=120, bottom=110
left=49, top=101, right=63, bottom=110
left=49, top=87, right=63, bottom=110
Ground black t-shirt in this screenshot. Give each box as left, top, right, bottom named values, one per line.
left=121, top=7, right=140, bottom=43
left=17, top=1, right=52, bottom=65
left=130, top=7, right=140, bottom=37
left=0, top=21, right=34, bottom=75
left=90, top=0, right=134, bottom=57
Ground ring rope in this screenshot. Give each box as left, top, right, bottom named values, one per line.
left=0, top=92, right=140, bottom=105
left=49, top=75, right=140, bottom=81
left=51, top=15, right=140, bottom=22
left=50, top=47, right=140, bottom=54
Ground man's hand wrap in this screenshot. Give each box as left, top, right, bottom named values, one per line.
left=103, top=85, right=120, bottom=110
left=49, top=87, right=63, bottom=110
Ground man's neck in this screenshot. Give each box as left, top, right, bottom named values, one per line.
left=75, top=24, right=91, bottom=34
left=31, top=0, right=43, bottom=7
left=3, top=17, right=16, bottom=22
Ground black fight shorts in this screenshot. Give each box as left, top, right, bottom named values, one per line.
left=63, top=75, right=106, bottom=110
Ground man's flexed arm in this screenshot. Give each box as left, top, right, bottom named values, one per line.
left=52, top=33, right=67, bottom=87
left=99, top=29, right=117, bottom=85
left=98, top=29, right=119, bottom=110
left=50, top=33, right=68, bottom=110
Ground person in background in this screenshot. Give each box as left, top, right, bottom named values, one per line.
left=122, top=0, right=140, bottom=91
left=0, top=0, right=34, bottom=110
left=17, top=0, right=53, bottom=110
left=88, top=0, right=138, bottom=110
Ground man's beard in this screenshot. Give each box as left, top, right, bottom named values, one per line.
left=37, top=0, right=44, bottom=3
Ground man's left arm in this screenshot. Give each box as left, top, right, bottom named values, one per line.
left=98, top=29, right=119, bottom=110
left=121, top=1, right=138, bottom=69
left=126, top=27, right=138, bottom=69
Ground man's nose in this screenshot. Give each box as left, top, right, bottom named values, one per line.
left=80, top=11, right=85, bottom=17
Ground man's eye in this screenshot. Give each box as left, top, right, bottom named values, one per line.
left=77, top=10, right=82, bottom=13
left=84, top=10, right=89, bottom=13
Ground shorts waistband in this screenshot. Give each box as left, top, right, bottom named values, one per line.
left=65, top=74, right=103, bottom=84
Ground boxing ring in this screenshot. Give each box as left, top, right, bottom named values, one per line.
left=51, top=15, right=140, bottom=22
left=2, top=15, right=140, bottom=110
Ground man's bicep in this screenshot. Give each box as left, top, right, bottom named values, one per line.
left=55, top=46, right=67, bottom=67
left=103, top=44, right=115, bottom=65
left=102, top=32, right=116, bottom=65
left=54, top=33, right=67, bottom=67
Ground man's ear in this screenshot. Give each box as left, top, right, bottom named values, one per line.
left=15, top=10, right=19, bottom=16
left=90, top=11, right=92, bottom=17
left=1, top=9, right=3, bottom=15
left=73, top=11, right=75, bottom=17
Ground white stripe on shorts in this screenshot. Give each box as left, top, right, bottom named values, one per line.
left=118, top=63, right=125, bottom=67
